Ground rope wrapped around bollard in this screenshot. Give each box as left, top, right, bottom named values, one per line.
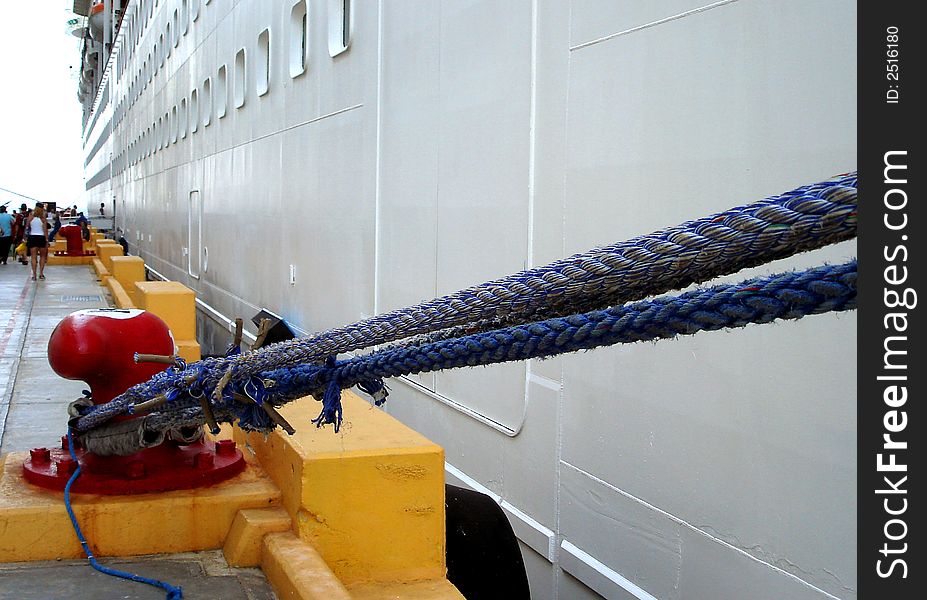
left=71, top=173, right=858, bottom=449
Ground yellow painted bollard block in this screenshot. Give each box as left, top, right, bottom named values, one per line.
left=110, top=256, right=146, bottom=305
left=95, top=239, right=119, bottom=250
left=92, top=257, right=111, bottom=283
left=134, top=281, right=197, bottom=339
left=95, top=238, right=118, bottom=251
left=262, top=532, right=353, bottom=600
left=106, top=278, right=135, bottom=309
left=224, top=507, right=292, bottom=567
left=238, top=393, right=447, bottom=586
left=175, top=339, right=201, bottom=363
left=0, top=456, right=282, bottom=562
left=95, top=242, right=124, bottom=273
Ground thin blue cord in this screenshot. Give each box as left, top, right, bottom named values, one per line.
left=64, top=430, right=183, bottom=600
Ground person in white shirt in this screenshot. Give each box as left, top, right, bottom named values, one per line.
left=26, top=204, right=49, bottom=280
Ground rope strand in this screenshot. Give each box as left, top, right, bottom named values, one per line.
left=136, top=261, right=856, bottom=435
left=63, top=430, right=183, bottom=599
left=75, top=173, right=857, bottom=433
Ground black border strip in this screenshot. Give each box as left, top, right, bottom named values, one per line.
left=859, top=3, right=923, bottom=597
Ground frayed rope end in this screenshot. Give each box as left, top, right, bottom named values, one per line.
left=311, top=376, right=344, bottom=432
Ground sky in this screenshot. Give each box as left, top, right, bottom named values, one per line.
left=0, top=0, right=86, bottom=212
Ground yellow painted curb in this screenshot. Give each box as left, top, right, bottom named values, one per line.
left=224, top=507, right=293, bottom=567
left=105, top=277, right=135, bottom=309
left=348, top=578, right=466, bottom=600
left=262, top=532, right=352, bottom=600
left=0, top=456, right=281, bottom=562
left=92, top=257, right=110, bottom=283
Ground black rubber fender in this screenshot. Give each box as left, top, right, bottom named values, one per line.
left=445, top=484, right=531, bottom=599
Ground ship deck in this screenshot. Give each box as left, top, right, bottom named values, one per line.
left=0, top=265, right=276, bottom=599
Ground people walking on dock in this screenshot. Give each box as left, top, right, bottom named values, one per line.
left=48, top=210, right=62, bottom=242
left=26, top=203, right=49, bottom=280
left=0, top=205, right=13, bottom=264
left=13, top=203, right=30, bottom=264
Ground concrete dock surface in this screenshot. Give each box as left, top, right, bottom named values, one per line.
left=0, top=264, right=276, bottom=599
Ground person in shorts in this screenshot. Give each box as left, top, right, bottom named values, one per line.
left=26, top=203, right=49, bottom=280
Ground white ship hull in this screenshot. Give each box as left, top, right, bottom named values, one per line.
left=80, top=1, right=857, bottom=598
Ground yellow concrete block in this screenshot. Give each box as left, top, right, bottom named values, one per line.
left=93, top=240, right=119, bottom=255
left=224, top=507, right=292, bottom=567
left=110, top=256, right=146, bottom=304
left=47, top=255, right=94, bottom=266
left=134, top=281, right=197, bottom=340
left=348, top=579, right=465, bottom=600
left=0, top=456, right=281, bottom=562
left=90, top=232, right=106, bottom=250
left=95, top=243, right=124, bottom=273
left=175, top=339, right=201, bottom=363
left=238, top=393, right=447, bottom=586
left=106, top=278, right=135, bottom=309
left=262, top=532, right=352, bottom=600
left=92, top=258, right=110, bottom=283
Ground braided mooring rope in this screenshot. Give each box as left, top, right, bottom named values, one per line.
left=221, top=172, right=858, bottom=382
left=121, top=260, right=856, bottom=440
left=77, top=172, right=857, bottom=432
left=74, top=172, right=858, bottom=441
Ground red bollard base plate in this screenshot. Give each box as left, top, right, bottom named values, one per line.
left=22, top=438, right=246, bottom=495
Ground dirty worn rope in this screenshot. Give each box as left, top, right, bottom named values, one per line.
left=135, top=261, right=856, bottom=436
left=221, top=172, right=858, bottom=378
left=75, top=172, right=856, bottom=433
left=63, top=430, right=184, bottom=599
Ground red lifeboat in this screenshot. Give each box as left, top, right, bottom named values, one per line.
left=88, top=2, right=105, bottom=41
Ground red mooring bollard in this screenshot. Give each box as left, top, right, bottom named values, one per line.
left=58, top=224, right=87, bottom=256
left=22, top=308, right=245, bottom=494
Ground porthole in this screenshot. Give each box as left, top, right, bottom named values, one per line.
left=289, top=1, right=308, bottom=78
left=216, top=65, right=228, bottom=118
left=233, top=48, right=246, bottom=108
left=257, top=29, right=271, bottom=96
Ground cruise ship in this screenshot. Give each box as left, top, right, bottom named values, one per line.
left=70, top=1, right=857, bottom=598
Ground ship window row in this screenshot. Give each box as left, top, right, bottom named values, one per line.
left=114, top=1, right=353, bottom=173
left=115, top=0, right=349, bottom=127
left=116, top=0, right=202, bottom=99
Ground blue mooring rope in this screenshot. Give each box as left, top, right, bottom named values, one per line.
left=78, top=171, right=857, bottom=427
left=63, top=430, right=183, bottom=600
left=125, top=259, right=855, bottom=435
left=255, top=260, right=857, bottom=430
